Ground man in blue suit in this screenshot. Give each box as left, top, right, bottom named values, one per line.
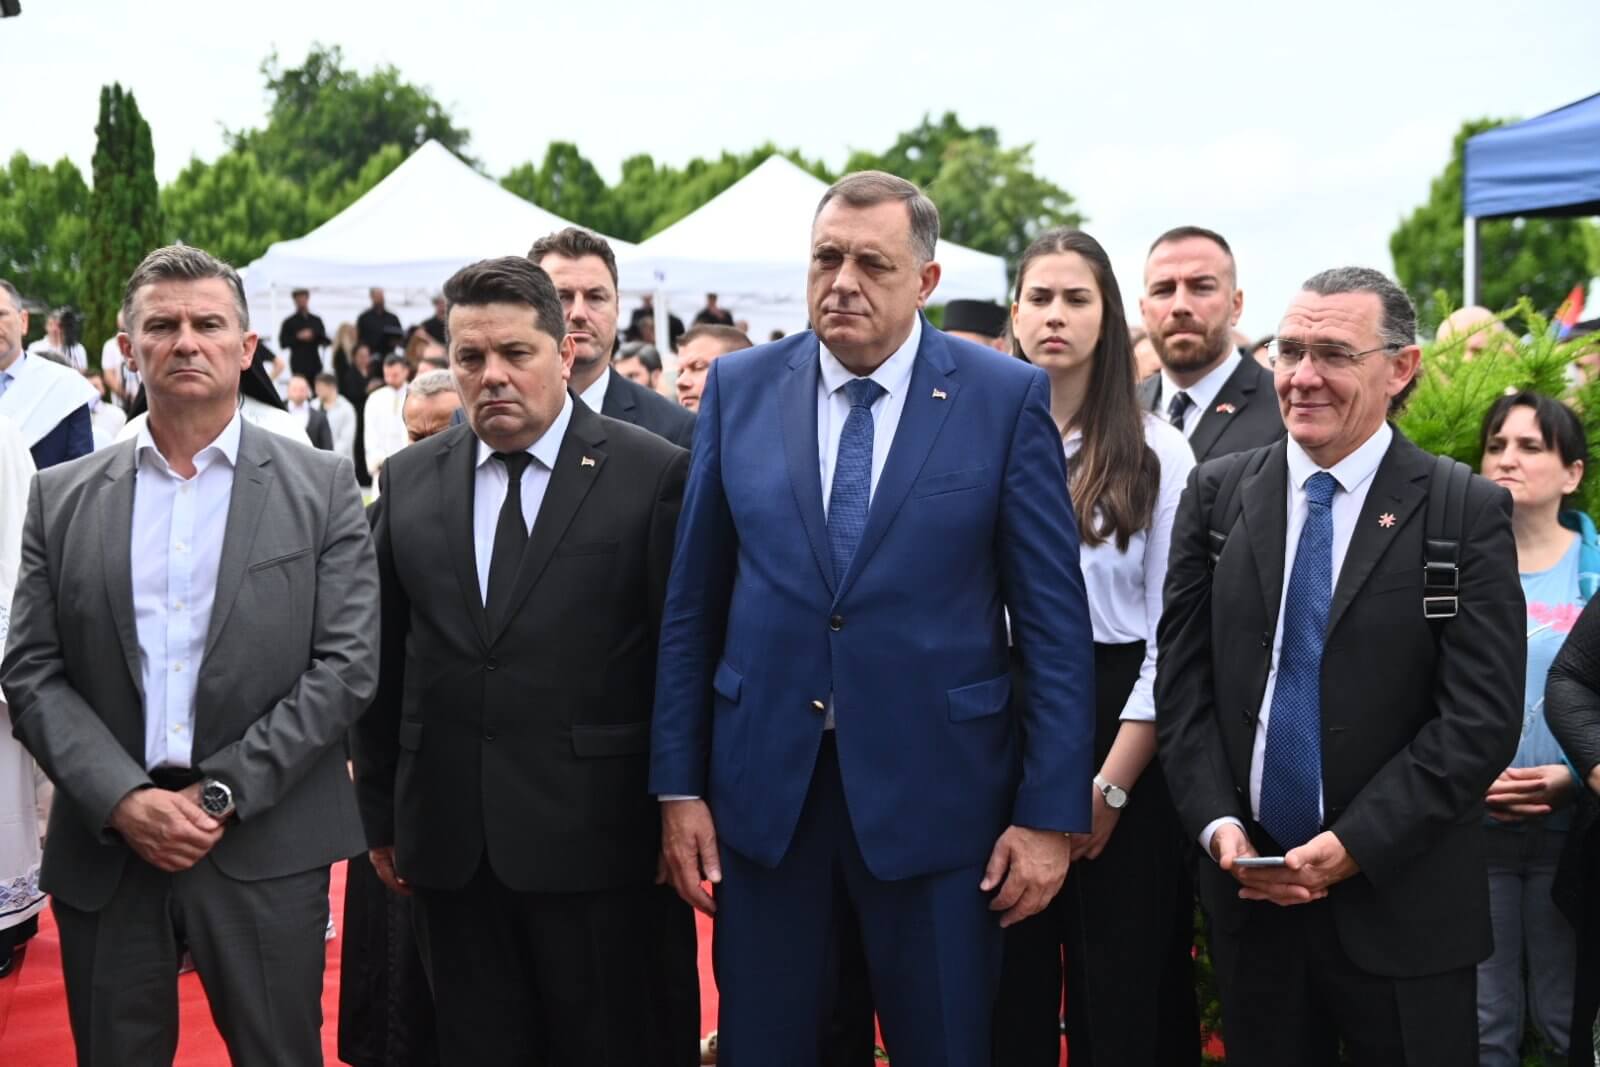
left=651, top=171, right=1096, bottom=1065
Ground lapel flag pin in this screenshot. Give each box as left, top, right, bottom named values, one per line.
left=580, top=456, right=596, bottom=468
left=1378, top=512, right=1396, bottom=528
left=1215, top=402, right=1236, bottom=414
left=932, top=388, right=948, bottom=400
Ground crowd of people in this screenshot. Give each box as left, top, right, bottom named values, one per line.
left=0, top=165, right=1598, bottom=1067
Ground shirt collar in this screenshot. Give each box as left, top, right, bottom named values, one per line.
left=1286, top=421, right=1393, bottom=495
left=819, top=315, right=922, bottom=401
left=475, top=390, right=573, bottom=473
left=1, top=351, right=28, bottom=380
left=135, top=410, right=244, bottom=478
left=1160, top=349, right=1241, bottom=415
left=578, top=367, right=611, bottom=413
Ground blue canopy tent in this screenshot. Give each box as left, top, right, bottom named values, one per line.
left=1462, top=92, right=1600, bottom=303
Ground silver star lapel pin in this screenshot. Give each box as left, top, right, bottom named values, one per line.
left=931, top=388, right=948, bottom=400
left=580, top=456, right=596, bottom=468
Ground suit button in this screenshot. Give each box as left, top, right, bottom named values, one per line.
left=811, top=699, right=826, bottom=713
left=1260, top=632, right=1269, bottom=648
left=486, top=659, right=498, bottom=671
left=829, top=615, right=843, bottom=631
left=484, top=731, right=496, bottom=742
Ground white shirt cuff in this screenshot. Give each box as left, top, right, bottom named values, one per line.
left=1199, top=815, right=1246, bottom=860
left=658, top=795, right=700, bottom=802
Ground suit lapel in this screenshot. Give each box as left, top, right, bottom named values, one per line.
left=1325, top=432, right=1429, bottom=637
left=600, top=374, right=636, bottom=422
left=203, top=424, right=272, bottom=659
left=1189, top=358, right=1261, bottom=460
left=778, top=341, right=835, bottom=597
left=99, top=443, right=144, bottom=698
left=438, top=426, right=491, bottom=648
left=1239, top=441, right=1290, bottom=633
left=487, top=402, right=607, bottom=643
left=836, top=324, right=958, bottom=603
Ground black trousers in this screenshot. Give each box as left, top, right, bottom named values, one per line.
left=994, top=641, right=1199, bottom=1067
left=338, top=850, right=439, bottom=1067
left=1201, top=867, right=1476, bottom=1066
left=413, top=858, right=697, bottom=1067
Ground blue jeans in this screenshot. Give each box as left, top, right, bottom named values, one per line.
left=1478, top=823, right=1576, bottom=1066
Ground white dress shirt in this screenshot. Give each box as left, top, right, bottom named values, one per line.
left=578, top=367, right=612, bottom=414
left=472, top=393, right=572, bottom=604
left=817, top=315, right=921, bottom=521
left=1063, top=412, right=1194, bottom=723
left=1200, top=422, right=1393, bottom=855
left=363, top=384, right=409, bottom=477
left=131, top=412, right=242, bottom=770
left=1155, top=350, right=1241, bottom=438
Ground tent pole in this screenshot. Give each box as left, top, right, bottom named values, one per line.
left=1463, top=216, right=1478, bottom=307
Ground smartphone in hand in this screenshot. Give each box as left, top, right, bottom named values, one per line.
left=1233, top=856, right=1288, bottom=868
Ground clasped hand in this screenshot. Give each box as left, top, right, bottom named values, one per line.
left=980, top=825, right=1071, bottom=927
left=1211, top=823, right=1358, bottom=907
left=109, top=784, right=226, bottom=873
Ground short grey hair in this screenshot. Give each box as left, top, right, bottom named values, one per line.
left=122, top=245, right=250, bottom=331
left=0, top=279, right=21, bottom=312
left=1300, top=266, right=1420, bottom=411
left=1299, top=266, right=1417, bottom=350
left=408, top=368, right=458, bottom=399
left=814, top=171, right=940, bottom=263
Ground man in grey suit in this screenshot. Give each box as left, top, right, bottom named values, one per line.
left=2, top=245, right=379, bottom=1066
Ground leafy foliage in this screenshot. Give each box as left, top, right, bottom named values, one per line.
left=0, top=152, right=90, bottom=324
left=1390, top=119, right=1595, bottom=334
left=84, top=84, right=162, bottom=360
left=162, top=150, right=311, bottom=269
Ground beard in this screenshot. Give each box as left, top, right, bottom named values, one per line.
left=1153, top=318, right=1232, bottom=375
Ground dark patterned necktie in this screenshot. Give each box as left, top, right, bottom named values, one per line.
left=826, top=378, right=885, bottom=583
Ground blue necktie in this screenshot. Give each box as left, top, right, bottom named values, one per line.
left=826, top=378, right=885, bottom=584
left=1260, top=470, right=1338, bottom=850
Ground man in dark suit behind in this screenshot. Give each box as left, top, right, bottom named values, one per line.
left=1138, top=226, right=1284, bottom=461
left=530, top=227, right=697, bottom=450
left=353, top=256, right=694, bottom=1065
left=1156, top=266, right=1524, bottom=1063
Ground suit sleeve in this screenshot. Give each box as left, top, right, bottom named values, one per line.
left=4, top=477, right=152, bottom=837
left=673, top=411, right=698, bottom=451
left=646, top=449, right=691, bottom=644
left=195, top=455, right=381, bottom=821
left=1549, top=596, right=1600, bottom=780
left=1155, top=464, right=1249, bottom=840
left=64, top=404, right=93, bottom=463
left=998, top=370, right=1096, bottom=833
left=351, top=477, right=405, bottom=848
left=1331, top=483, right=1524, bottom=886
left=649, top=362, right=737, bottom=797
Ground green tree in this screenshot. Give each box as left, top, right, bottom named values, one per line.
left=163, top=150, right=310, bottom=267
left=502, top=142, right=621, bottom=238
left=0, top=152, right=91, bottom=320
left=1390, top=118, right=1595, bottom=333
left=84, top=84, right=162, bottom=361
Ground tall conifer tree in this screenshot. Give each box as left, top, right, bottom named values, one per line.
left=84, top=84, right=161, bottom=360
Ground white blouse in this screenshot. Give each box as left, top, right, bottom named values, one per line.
left=1063, top=412, right=1195, bottom=722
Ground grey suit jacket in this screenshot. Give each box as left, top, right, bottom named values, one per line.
left=2, top=421, right=380, bottom=911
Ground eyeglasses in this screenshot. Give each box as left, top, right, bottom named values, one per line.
left=1268, top=339, right=1400, bottom=372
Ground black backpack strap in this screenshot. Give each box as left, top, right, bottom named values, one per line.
left=1422, top=454, right=1472, bottom=620
left=1207, top=447, right=1272, bottom=571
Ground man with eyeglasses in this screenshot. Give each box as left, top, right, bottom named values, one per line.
left=1139, top=226, right=1284, bottom=461
left=1156, top=266, right=1524, bottom=1063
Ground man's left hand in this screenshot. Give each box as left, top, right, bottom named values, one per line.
left=1235, top=830, right=1359, bottom=906
left=980, top=825, right=1071, bottom=928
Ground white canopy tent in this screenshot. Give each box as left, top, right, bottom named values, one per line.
left=241, top=140, right=632, bottom=357
left=616, top=155, right=1011, bottom=343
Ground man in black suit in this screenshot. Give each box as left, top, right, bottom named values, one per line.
left=278, top=287, right=329, bottom=383
left=1138, top=226, right=1284, bottom=460
left=357, top=288, right=403, bottom=359
left=530, top=228, right=696, bottom=449
left=1156, top=266, right=1524, bottom=1064
left=353, top=256, right=694, bottom=1065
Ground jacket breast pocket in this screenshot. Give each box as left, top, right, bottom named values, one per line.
left=247, top=546, right=314, bottom=573
left=913, top=466, right=989, bottom=499
left=948, top=673, right=1011, bottom=722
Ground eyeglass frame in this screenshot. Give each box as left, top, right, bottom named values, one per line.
left=1267, top=338, right=1404, bottom=373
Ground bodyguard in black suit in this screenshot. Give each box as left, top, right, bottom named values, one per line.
left=1157, top=268, right=1524, bottom=1064
left=353, top=257, right=695, bottom=1066
left=531, top=226, right=697, bottom=450
left=1138, top=226, right=1284, bottom=460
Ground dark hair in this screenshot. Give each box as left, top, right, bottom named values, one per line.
left=1481, top=390, right=1588, bottom=476
left=1013, top=227, right=1158, bottom=550
left=614, top=342, right=662, bottom=373
left=679, top=323, right=753, bottom=355
left=815, top=171, right=940, bottom=262
left=1299, top=266, right=1419, bottom=412
left=123, top=245, right=249, bottom=330
left=441, top=257, right=566, bottom=344
left=528, top=227, right=618, bottom=292
left=1147, top=225, right=1236, bottom=286
left=314, top=372, right=338, bottom=388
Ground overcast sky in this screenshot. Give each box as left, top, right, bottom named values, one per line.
left=6, top=0, right=1598, bottom=334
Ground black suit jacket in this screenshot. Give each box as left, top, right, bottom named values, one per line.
left=1156, top=430, right=1523, bottom=977
left=1139, top=355, right=1284, bottom=461
left=601, top=370, right=696, bottom=449
left=354, top=405, right=690, bottom=894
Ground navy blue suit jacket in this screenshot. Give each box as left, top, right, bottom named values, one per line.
left=649, top=321, right=1095, bottom=880
left=29, top=404, right=93, bottom=470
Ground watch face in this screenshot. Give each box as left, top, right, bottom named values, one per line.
left=1105, top=785, right=1128, bottom=809
left=201, top=782, right=230, bottom=815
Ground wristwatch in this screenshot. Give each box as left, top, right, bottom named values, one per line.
left=1093, top=774, right=1129, bottom=810
left=199, top=778, right=235, bottom=820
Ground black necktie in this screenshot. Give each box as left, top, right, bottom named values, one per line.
left=1166, top=390, right=1194, bottom=429
left=484, top=451, right=533, bottom=626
